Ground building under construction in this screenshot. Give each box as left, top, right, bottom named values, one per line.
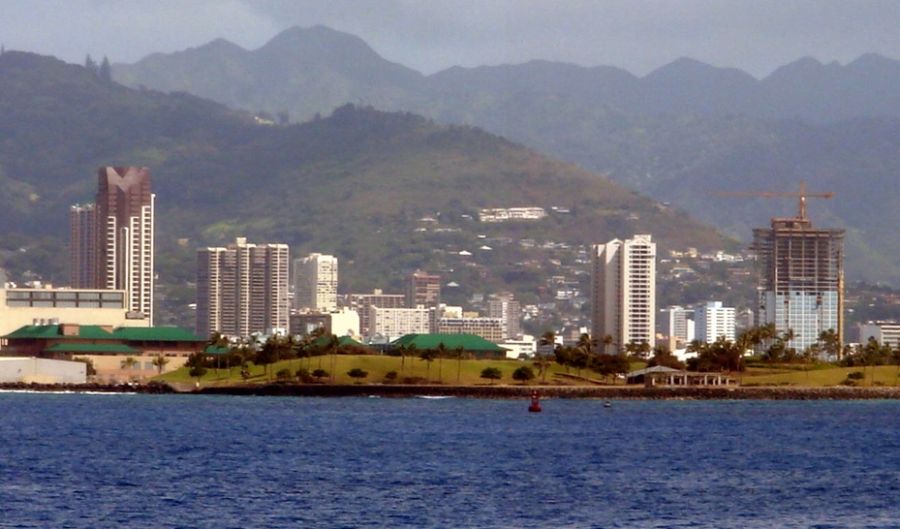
left=751, top=206, right=844, bottom=355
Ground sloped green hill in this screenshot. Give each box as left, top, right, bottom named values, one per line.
left=0, top=51, right=730, bottom=323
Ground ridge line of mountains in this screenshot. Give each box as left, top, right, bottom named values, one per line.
left=114, top=25, right=900, bottom=124
left=111, top=26, right=900, bottom=287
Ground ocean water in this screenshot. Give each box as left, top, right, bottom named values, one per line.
left=1, top=395, right=899, bottom=529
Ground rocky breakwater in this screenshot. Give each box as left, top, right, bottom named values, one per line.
left=0, top=381, right=176, bottom=394
left=196, top=384, right=900, bottom=399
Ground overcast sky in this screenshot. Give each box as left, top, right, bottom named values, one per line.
left=1, top=0, right=898, bottom=77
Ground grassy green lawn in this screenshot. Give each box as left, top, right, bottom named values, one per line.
left=741, top=364, right=900, bottom=387
left=155, top=355, right=643, bottom=387
left=155, top=355, right=900, bottom=388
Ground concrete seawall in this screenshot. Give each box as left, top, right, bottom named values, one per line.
left=4, top=382, right=900, bottom=399
left=0, top=381, right=175, bottom=394
left=196, top=384, right=900, bottom=400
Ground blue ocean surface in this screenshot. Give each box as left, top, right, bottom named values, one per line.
left=1, top=394, right=899, bottom=528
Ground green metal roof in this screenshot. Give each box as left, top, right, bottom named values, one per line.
left=45, top=343, right=139, bottom=354
left=391, top=334, right=507, bottom=352
left=111, top=327, right=205, bottom=342
left=204, top=345, right=231, bottom=355
left=3, top=324, right=115, bottom=340
left=312, top=335, right=365, bottom=348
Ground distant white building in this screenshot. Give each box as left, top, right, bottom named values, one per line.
left=0, top=357, right=86, bottom=384
left=487, top=296, right=522, bottom=340
left=290, top=308, right=360, bottom=338
left=591, top=234, right=656, bottom=349
left=293, top=253, right=338, bottom=312
left=501, top=337, right=536, bottom=359
left=694, top=301, right=735, bottom=343
left=479, top=207, right=547, bottom=223
left=859, top=321, right=900, bottom=348
left=369, top=306, right=431, bottom=341
left=659, top=305, right=695, bottom=350
left=436, top=316, right=505, bottom=343
left=0, top=283, right=149, bottom=339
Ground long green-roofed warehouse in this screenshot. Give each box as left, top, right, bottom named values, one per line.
left=391, top=334, right=508, bottom=359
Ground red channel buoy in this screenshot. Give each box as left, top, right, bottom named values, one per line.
left=528, top=390, right=542, bottom=413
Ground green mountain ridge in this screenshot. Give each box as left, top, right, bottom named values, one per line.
left=110, top=26, right=900, bottom=285
left=0, top=51, right=730, bottom=324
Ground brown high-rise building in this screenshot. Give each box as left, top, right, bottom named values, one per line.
left=406, top=270, right=441, bottom=308
left=69, top=203, right=97, bottom=289
left=70, top=167, right=155, bottom=322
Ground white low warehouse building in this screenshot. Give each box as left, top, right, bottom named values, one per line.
left=0, top=357, right=87, bottom=384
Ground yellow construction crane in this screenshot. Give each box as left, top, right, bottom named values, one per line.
left=714, top=181, right=834, bottom=221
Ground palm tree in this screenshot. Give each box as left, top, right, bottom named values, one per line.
left=454, top=345, right=465, bottom=384
left=120, top=356, right=138, bottom=371
left=206, top=331, right=231, bottom=375
left=539, top=331, right=556, bottom=350
left=419, top=348, right=436, bottom=382
left=406, top=343, right=418, bottom=377
left=151, top=354, right=169, bottom=375
left=818, top=329, right=841, bottom=360
left=396, top=344, right=408, bottom=376
left=574, top=333, right=596, bottom=379
left=327, top=334, right=340, bottom=383
left=602, top=334, right=614, bottom=356
left=435, top=342, right=448, bottom=383
left=780, top=328, right=796, bottom=354
left=536, top=330, right=557, bottom=382
left=532, top=353, right=551, bottom=383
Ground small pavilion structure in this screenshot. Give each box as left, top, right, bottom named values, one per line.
left=626, top=365, right=736, bottom=387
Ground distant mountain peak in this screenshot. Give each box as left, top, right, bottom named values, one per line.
left=204, top=37, right=243, bottom=50
left=261, top=24, right=371, bottom=50
left=847, top=52, right=900, bottom=73
left=644, top=57, right=757, bottom=82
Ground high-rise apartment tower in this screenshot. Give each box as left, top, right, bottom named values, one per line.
left=293, top=253, right=338, bottom=312
left=69, top=204, right=97, bottom=289
left=591, top=234, right=656, bottom=350
left=70, top=167, right=154, bottom=322
left=694, top=301, right=736, bottom=343
left=406, top=270, right=441, bottom=308
left=196, top=238, right=289, bottom=337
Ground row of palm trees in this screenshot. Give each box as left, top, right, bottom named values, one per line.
left=199, top=329, right=346, bottom=381
left=119, top=355, right=169, bottom=375
left=392, top=343, right=470, bottom=383
left=536, top=331, right=631, bottom=383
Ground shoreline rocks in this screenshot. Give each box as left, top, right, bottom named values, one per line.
left=0, top=381, right=176, bottom=394
left=196, top=384, right=900, bottom=400
left=4, top=382, right=900, bottom=400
